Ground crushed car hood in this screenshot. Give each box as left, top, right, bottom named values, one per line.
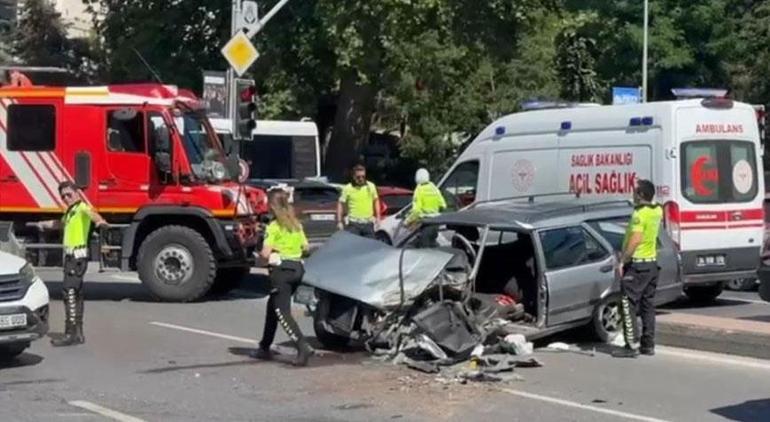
left=303, top=232, right=456, bottom=310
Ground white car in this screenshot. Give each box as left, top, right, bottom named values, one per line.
left=0, top=251, right=49, bottom=360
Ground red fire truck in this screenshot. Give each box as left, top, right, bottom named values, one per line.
left=0, top=83, right=267, bottom=302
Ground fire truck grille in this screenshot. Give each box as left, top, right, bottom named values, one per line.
left=0, top=274, right=25, bottom=302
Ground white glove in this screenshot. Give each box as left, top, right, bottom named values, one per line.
left=268, top=253, right=282, bottom=267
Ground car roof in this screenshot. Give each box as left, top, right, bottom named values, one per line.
left=378, top=186, right=412, bottom=195
left=425, top=197, right=634, bottom=231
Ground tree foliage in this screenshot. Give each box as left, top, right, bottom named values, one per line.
left=76, top=0, right=770, bottom=181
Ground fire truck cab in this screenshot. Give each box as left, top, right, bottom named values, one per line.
left=0, top=84, right=267, bottom=302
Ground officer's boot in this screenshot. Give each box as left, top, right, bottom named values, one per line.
left=73, top=288, right=85, bottom=344
left=612, top=295, right=640, bottom=358
left=51, top=288, right=84, bottom=347
left=274, top=307, right=313, bottom=367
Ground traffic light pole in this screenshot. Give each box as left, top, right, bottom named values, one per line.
left=227, top=0, right=239, bottom=131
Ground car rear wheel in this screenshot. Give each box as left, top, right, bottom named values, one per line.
left=592, top=296, right=622, bottom=343
left=726, top=278, right=756, bottom=291
left=684, top=283, right=724, bottom=304
left=375, top=232, right=392, bottom=245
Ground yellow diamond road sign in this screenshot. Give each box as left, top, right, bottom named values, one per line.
left=221, top=32, right=260, bottom=76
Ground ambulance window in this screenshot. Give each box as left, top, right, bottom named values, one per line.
left=681, top=141, right=757, bottom=203
left=107, top=109, right=146, bottom=153
left=7, top=104, right=55, bottom=151
left=441, top=161, right=479, bottom=209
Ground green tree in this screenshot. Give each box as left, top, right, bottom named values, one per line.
left=554, top=13, right=602, bottom=102
left=10, top=0, right=100, bottom=80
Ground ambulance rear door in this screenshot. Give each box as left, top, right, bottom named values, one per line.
left=673, top=100, right=764, bottom=278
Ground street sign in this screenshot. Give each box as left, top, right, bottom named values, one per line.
left=238, top=1, right=260, bottom=33
left=221, top=32, right=260, bottom=76
left=612, top=87, right=642, bottom=105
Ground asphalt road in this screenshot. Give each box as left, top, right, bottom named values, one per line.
left=0, top=270, right=768, bottom=422
left=661, top=289, right=769, bottom=322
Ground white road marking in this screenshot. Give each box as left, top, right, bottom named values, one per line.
left=723, top=297, right=769, bottom=305
left=497, top=388, right=671, bottom=422
left=149, top=322, right=256, bottom=344
left=68, top=401, right=146, bottom=422
left=656, top=346, right=770, bottom=371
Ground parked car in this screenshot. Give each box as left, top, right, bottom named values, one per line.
left=298, top=197, right=683, bottom=349
left=0, top=250, right=49, bottom=360
left=377, top=186, right=413, bottom=217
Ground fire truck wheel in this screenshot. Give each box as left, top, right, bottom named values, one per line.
left=210, top=267, right=251, bottom=295
left=684, top=283, right=724, bottom=304
left=137, top=226, right=216, bottom=302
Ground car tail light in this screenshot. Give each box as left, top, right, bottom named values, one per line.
left=379, top=200, right=388, bottom=216
left=664, top=201, right=681, bottom=250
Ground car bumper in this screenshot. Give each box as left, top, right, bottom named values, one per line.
left=681, top=247, right=760, bottom=285
left=0, top=305, right=49, bottom=345
left=0, top=278, right=50, bottom=344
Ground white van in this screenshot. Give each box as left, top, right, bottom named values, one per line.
left=210, top=118, right=321, bottom=180
left=381, top=98, right=764, bottom=302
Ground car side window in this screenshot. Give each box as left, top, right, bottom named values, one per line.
left=588, top=219, right=664, bottom=252
left=540, top=226, right=609, bottom=270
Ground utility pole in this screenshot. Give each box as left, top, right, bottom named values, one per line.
left=642, top=0, right=649, bottom=103
left=227, top=0, right=239, bottom=124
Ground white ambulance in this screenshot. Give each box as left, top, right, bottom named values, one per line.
left=384, top=98, right=765, bottom=302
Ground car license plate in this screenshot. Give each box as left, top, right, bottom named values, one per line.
left=0, top=313, right=26, bottom=330
left=696, top=254, right=726, bottom=267
left=309, top=213, right=335, bottom=222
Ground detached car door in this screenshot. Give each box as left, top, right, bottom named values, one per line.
left=538, top=225, right=615, bottom=326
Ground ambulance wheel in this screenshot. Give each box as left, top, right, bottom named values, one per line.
left=210, top=266, right=250, bottom=295
left=138, top=226, right=216, bottom=302
left=592, top=296, right=622, bottom=343
left=726, top=278, right=756, bottom=291
left=684, top=283, right=724, bottom=304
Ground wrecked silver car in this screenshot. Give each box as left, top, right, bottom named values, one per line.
left=297, top=198, right=682, bottom=364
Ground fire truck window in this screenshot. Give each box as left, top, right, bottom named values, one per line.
left=107, top=110, right=146, bottom=153
left=7, top=104, right=56, bottom=151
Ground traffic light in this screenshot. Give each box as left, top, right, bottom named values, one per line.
left=235, top=80, right=257, bottom=140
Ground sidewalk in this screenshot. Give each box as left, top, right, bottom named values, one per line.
left=657, top=312, right=770, bottom=360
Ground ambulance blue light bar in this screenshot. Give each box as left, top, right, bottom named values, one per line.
left=561, top=121, right=572, bottom=130
left=495, top=126, right=506, bottom=136
left=671, top=88, right=728, bottom=99
left=629, top=117, right=654, bottom=127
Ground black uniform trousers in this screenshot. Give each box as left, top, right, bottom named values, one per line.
left=620, top=261, right=659, bottom=349
left=345, top=222, right=375, bottom=239
left=259, top=260, right=306, bottom=349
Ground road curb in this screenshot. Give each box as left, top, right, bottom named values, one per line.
left=657, top=320, right=770, bottom=360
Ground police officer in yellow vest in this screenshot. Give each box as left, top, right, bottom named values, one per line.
left=337, top=164, right=381, bottom=238
left=406, top=168, right=447, bottom=247
left=613, top=180, right=663, bottom=358
left=48, top=181, right=107, bottom=347
left=252, top=188, right=313, bottom=366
